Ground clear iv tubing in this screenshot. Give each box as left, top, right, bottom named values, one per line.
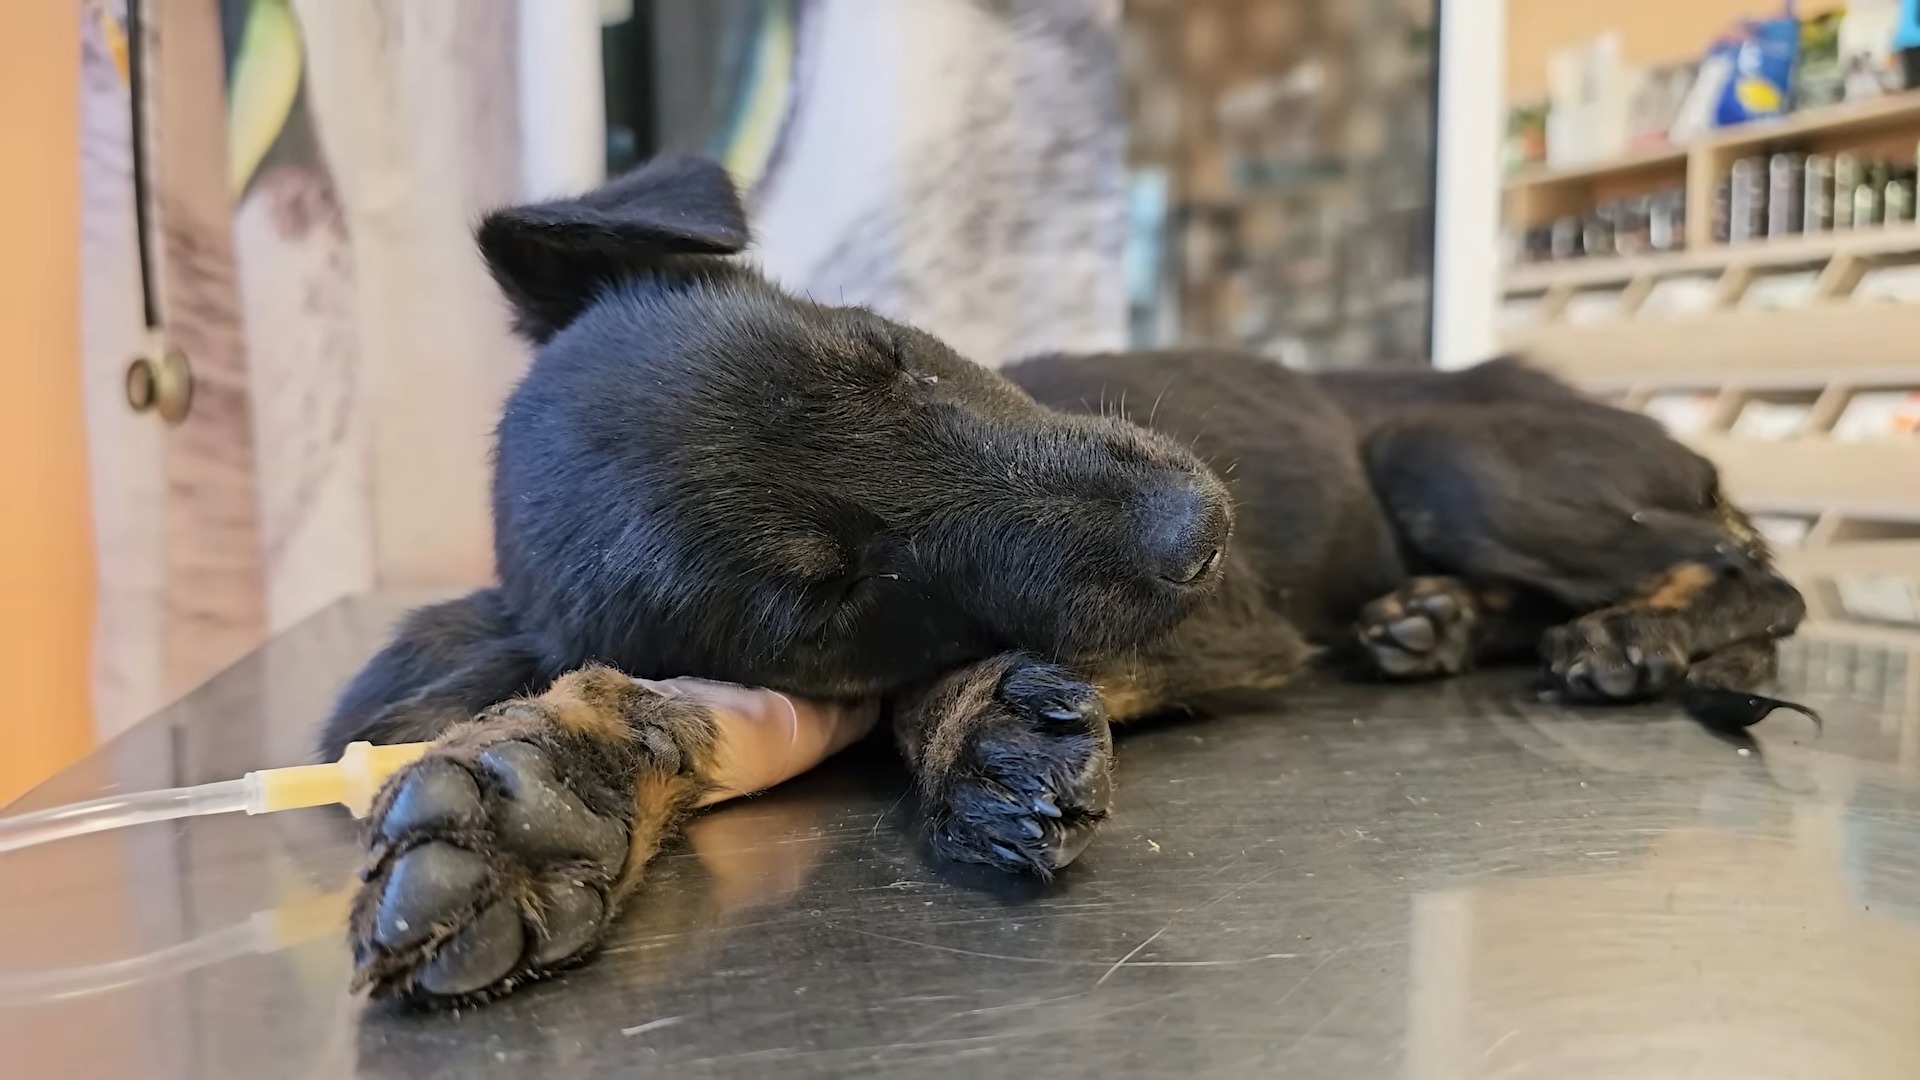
left=0, top=780, right=252, bottom=856
left=0, top=741, right=429, bottom=856
left=0, top=679, right=879, bottom=856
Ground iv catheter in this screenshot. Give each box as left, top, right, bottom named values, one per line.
left=0, top=741, right=428, bottom=856
left=0, top=678, right=880, bottom=856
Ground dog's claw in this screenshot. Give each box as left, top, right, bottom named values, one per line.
left=1386, top=616, right=1436, bottom=653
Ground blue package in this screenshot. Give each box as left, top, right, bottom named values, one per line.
left=1899, top=0, right=1920, bottom=52
left=1714, top=16, right=1801, bottom=125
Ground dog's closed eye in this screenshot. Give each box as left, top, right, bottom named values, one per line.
left=855, top=327, right=906, bottom=372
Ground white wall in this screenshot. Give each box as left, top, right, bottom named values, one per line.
left=1431, top=0, right=1504, bottom=369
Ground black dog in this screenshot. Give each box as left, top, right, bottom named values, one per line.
left=324, top=156, right=1805, bottom=1005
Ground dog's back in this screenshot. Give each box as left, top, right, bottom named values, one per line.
left=1010, top=349, right=1802, bottom=715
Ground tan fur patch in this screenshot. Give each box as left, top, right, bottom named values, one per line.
left=915, top=663, right=1007, bottom=780
left=1097, top=680, right=1157, bottom=723
left=615, top=774, right=702, bottom=899
left=538, top=665, right=642, bottom=743
left=1643, top=561, right=1716, bottom=611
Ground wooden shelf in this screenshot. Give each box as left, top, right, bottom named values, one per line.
left=1513, top=303, right=1920, bottom=380
left=1503, top=90, right=1920, bottom=194
left=1689, top=434, right=1920, bottom=509
left=1704, top=90, right=1920, bottom=159
left=1506, top=226, right=1920, bottom=294
left=1779, top=540, right=1920, bottom=580
left=1505, top=90, right=1920, bottom=253
left=1504, top=145, right=1690, bottom=193
left=1495, top=92, right=1920, bottom=572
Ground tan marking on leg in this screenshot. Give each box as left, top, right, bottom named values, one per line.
left=1643, top=561, right=1716, bottom=611
left=914, top=659, right=1010, bottom=779
left=1095, top=665, right=1291, bottom=723
left=1097, top=679, right=1160, bottom=723
left=516, top=666, right=724, bottom=902
left=613, top=773, right=703, bottom=899
left=536, top=664, right=643, bottom=743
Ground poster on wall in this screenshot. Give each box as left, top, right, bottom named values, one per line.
left=645, top=0, right=1130, bottom=366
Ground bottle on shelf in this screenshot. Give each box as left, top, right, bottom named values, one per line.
left=1855, top=168, right=1885, bottom=229
left=1730, top=157, right=1766, bottom=243
left=1835, top=153, right=1862, bottom=231
left=1768, top=153, right=1805, bottom=238
left=1889, top=169, right=1917, bottom=226
left=1805, top=154, right=1834, bottom=233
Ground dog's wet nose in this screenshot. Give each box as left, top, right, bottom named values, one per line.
left=1138, top=482, right=1230, bottom=586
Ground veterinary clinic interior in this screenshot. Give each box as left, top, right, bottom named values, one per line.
left=5, top=1, right=1920, bottom=1076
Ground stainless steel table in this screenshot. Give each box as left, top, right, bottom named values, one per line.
left=3, top=596, right=1917, bottom=1079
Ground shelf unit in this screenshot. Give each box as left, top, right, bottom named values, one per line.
left=1499, top=93, right=1920, bottom=636
left=1507, top=91, right=1920, bottom=252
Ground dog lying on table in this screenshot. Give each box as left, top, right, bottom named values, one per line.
left=322, top=155, right=1806, bottom=1005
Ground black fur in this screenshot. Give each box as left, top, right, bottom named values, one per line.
left=326, top=157, right=1805, bottom=1004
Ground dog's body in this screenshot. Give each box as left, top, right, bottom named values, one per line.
left=329, top=158, right=1805, bottom=1005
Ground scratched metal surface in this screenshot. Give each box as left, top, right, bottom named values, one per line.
left=3, top=596, right=1919, bottom=1079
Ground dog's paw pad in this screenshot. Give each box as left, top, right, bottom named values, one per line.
left=1359, top=579, right=1476, bottom=679
left=350, top=737, right=630, bottom=1005
left=417, top=899, right=525, bottom=997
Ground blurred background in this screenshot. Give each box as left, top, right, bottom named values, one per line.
left=6, top=0, right=1920, bottom=802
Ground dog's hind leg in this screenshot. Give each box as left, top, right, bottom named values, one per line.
left=346, top=665, right=725, bottom=1006
left=1542, top=547, right=1806, bottom=707
left=1359, top=406, right=1807, bottom=711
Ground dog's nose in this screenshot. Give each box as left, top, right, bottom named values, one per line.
left=1138, top=482, right=1229, bottom=586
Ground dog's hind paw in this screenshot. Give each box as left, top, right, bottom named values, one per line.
left=1545, top=609, right=1689, bottom=703
left=1358, top=577, right=1478, bottom=679
left=924, top=659, right=1114, bottom=876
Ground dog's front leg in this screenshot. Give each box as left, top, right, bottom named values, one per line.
left=347, top=666, right=719, bottom=1005
left=893, top=653, right=1114, bottom=876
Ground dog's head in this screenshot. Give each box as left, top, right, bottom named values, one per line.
left=482, top=157, right=1230, bottom=695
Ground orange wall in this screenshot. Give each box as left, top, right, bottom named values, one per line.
left=0, top=0, right=94, bottom=803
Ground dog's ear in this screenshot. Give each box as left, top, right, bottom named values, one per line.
left=477, top=154, right=750, bottom=343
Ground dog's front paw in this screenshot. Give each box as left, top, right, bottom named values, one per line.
left=349, top=721, right=634, bottom=1005
left=1358, top=577, right=1478, bottom=679
left=1545, top=609, right=1690, bottom=703
left=924, top=659, right=1113, bottom=876
left=348, top=667, right=715, bottom=1007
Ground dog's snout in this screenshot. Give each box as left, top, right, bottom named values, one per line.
left=1138, top=482, right=1230, bottom=586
